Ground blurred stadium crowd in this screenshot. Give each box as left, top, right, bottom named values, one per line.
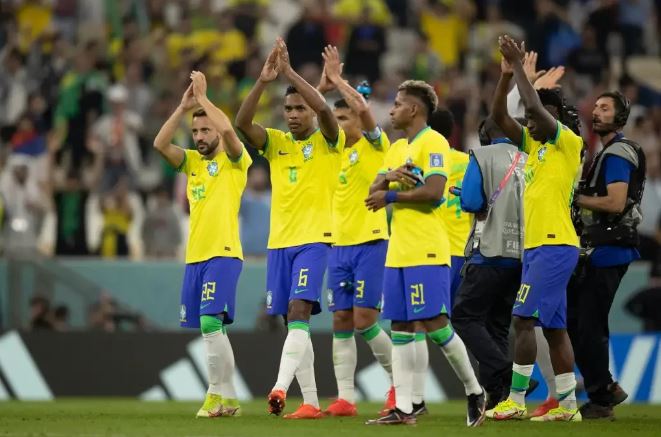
left=0, top=0, right=659, bottom=265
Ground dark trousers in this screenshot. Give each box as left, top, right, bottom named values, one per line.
left=567, top=261, right=629, bottom=404
left=452, top=263, right=521, bottom=392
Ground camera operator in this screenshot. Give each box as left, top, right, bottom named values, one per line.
left=568, top=91, right=646, bottom=419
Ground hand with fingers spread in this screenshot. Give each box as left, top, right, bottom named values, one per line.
left=259, top=43, right=279, bottom=83
left=523, top=51, right=546, bottom=83
left=534, top=66, right=565, bottom=90
left=179, top=83, right=198, bottom=111
left=190, top=71, right=208, bottom=99
left=498, top=35, right=525, bottom=67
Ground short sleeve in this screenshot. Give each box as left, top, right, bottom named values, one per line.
left=555, top=122, right=583, bottom=156
left=603, top=155, right=634, bottom=184
left=421, top=135, right=449, bottom=180
left=230, top=145, right=253, bottom=172
left=378, top=142, right=398, bottom=175
left=520, top=127, right=532, bottom=154
left=460, top=155, right=486, bottom=212
left=326, top=128, right=346, bottom=152
left=176, top=149, right=193, bottom=174
left=261, top=128, right=286, bottom=161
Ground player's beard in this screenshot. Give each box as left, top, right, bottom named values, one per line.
left=197, top=136, right=220, bottom=156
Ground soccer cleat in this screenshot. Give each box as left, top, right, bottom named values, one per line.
left=530, top=406, right=582, bottom=422
left=467, top=390, right=487, bottom=427
left=492, top=398, right=527, bottom=420
left=196, top=393, right=224, bottom=418
left=283, top=404, right=324, bottom=419
left=608, top=382, right=628, bottom=406
left=366, top=408, right=416, bottom=425
left=530, top=397, right=559, bottom=417
left=412, top=401, right=428, bottom=416
left=486, top=388, right=507, bottom=412
left=267, top=389, right=286, bottom=416
left=379, top=386, right=396, bottom=416
left=325, top=398, right=358, bottom=417
left=220, top=398, right=241, bottom=417
left=579, top=402, right=614, bottom=420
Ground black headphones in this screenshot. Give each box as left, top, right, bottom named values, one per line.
left=612, top=91, right=631, bottom=128
left=478, top=119, right=490, bottom=146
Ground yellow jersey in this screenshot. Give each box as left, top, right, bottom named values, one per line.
left=178, top=147, right=252, bottom=263
left=261, top=128, right=345, bottom=249
left=521, top=121, right=582, bottom=249
left=380, top=127, right=451, bottom=267
left=442, top=149, right=473, bottom=257
left=333, top=131, right=390, bottom=246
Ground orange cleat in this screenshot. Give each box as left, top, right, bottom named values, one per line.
left=267, top=389, right=287, bottom=416
left=379, top=386, right=396, bottom=416
left=283, top=404, right=324, bottom=419
left=530, top=397, right=559, bottom=418
left=324, top=398, right=358, bottom=417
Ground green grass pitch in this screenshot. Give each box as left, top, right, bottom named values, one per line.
left=1, top=399, right=660, bottom=436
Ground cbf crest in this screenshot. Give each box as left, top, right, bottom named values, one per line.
left=207, top=161, right=219, bottom=176
left=302, top=143, right=313, bottom=161
left=349, top=149, right=359, bottom=165
left=327, top=289, right=334, bottom=307
left=266, top=290, right=273, bottom=308
left=179, top=304, right=187, bottom=322
left=537, top=146, right=547, bottom=162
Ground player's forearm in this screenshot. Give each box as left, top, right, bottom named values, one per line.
left=197, top=97, right=243, bottom=159
left=281, top=66, right=328, bottom=113
left=235, top=80, right=267, bottom=131
left=512, top=62, right=545, bottom=118
left=393, top=183, right=445, bottom=205
left=576, top=193, right=626, bottom=214
left=336, top=80, right=376, bottom=131
left=154, top=106, right=185, bottom=151
left=369, top=175, right=389, bottom=194
left=491, top=73, right=513, bottom=125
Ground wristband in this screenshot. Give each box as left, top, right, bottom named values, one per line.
left=385, top=191, right=398, bottom=204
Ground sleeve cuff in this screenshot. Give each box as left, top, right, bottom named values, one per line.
left=424, top=170, right=448, bottom=180
left=228, top=148, right=244, bottom=163
left=175, top=151, right=187, bottom=172
left=549, top=120, right=561, bottom=145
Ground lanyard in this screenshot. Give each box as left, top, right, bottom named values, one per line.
left=488, top=151, right=522, bottom=208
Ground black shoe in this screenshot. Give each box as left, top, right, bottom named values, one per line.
left=412, top=401, right=428, bottom=416
left=467, top=389, right=486, bottom=427
left=579, top=402, right=614, bottom=420
left=366, top=408, right=416, bottom=425
left=608, top=382, right=628, bottom=406
left=525, top=378, right=540, bottom=397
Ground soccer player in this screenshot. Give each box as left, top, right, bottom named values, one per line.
left=364, top=80, right=485, bottom=426
left=317, top=46, right=394, bottom=417
left=153, top=71, right=251, bottom=417
left=235, top=39, right=344, bottom=419
left=490, top=35, right=583, bottom=422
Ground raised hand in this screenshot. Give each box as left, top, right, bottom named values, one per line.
left=179, top=83, right=197, bottom=111
left=190, top=71, right=208, bottom=99
left=259, top=43, right=279, bottom=83
left=275, top=37, right=291, bottom=73
left=322, top=45, right=343, bottom=83
left=534, top=66, right=565, bottom=90
left=499, top=35, right=524, bottom=66
left=523, top=51, right=546, bottom=83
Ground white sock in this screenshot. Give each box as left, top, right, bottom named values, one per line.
left=360, top=323, right=393, bottom=383
left=333, top=333, right=357, bottom=403
left=273, top=326, right=309, bottom=392
left=555, top=372, right=577, bottom=410
left=412, top=333, right=428, bottom=404
left=535, top=327, right=556, bottom=398
left=202, top=331, right=223, bottom=396
left=392, top=331, right=416, bottom=414
left=295, top=337, right=319, bottom=408
left=510, top=363, right=534, bottom=406
left=439, top=333, right=482, bottom=396
left=219, top=330, right=237, bottom=399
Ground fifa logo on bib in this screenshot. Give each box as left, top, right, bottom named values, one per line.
left=207, top=161, right=219, bottom=176
left=302, top=143, right=313, bottom=161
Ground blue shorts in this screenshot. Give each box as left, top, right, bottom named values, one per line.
left=327, top=240, right=388, bottom=312
left=266, top=243, right=330, bottom=316
left=179, top=256, right=243, bottom=328
left=382, top=265, right=451, bottom=322
left=513, top=245, right=579, bottom=329
left=450, top=255, right=465, bottom=306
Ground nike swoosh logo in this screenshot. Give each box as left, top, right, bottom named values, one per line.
left=513, top=304, right=522, bottom=309
left=413, top=306, right=426, bottom=314
left=294, top=289, right=306, bottom=294
left=192, top=172, right=197, bottom=176
left=278, top=151, right=289, bottom=155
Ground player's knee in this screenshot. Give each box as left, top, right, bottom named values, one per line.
left=353, top=308, right=378, bottom=330
left=287, top=299, right=312, bottom=322
left=200, top=314, right=223, bottom=335
left=333, top=310, right=354, bottom=331
left=513, top=316, right=535, bottom=333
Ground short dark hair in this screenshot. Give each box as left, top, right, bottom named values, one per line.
left=428, top=108, right=454, bottom=138
left=478, top=117, right=507, bottom=146
left=334, top=98, right=350, bottom=109
left=192, top=109, right=207, bottom=119
left=398, top=80, right=438, bottom=116
left=285, top=85, right=298, bottom=96
left=537, top=88, right=564, bottom=116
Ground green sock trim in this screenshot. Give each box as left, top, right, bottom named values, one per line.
left=333, top=331, right=354, bottom=339
left=288, top=321, right=310, bottom=332
left=200, top=315, right=223, bottom=335
left=511, top=371, right=531, bottom=392
left=415, top=332, right=426, bottom=342
left=428, top=324, right=454, bottom=346
left=391, top=332, right=415, bottom=345
left=358, top=323, right=382, bottom=341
